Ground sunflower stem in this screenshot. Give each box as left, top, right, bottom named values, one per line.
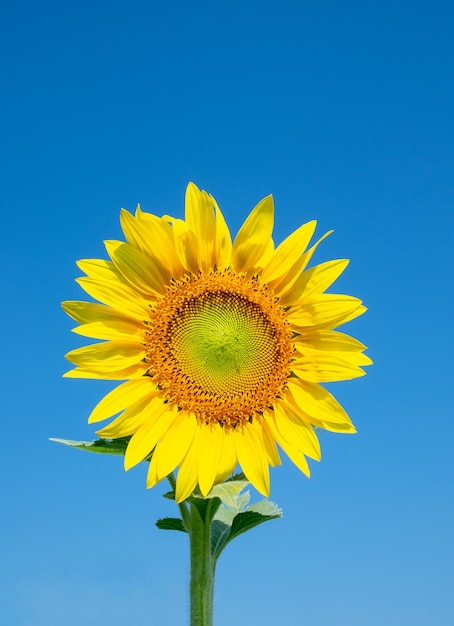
left=189, top=500, right=215, bottom=626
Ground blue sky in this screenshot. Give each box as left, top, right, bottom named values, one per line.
left=1, top=1, right=453, bottom=624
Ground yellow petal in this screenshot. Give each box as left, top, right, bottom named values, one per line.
left=175, top=434, right=200, bottom=502
left=293, top=346, right=372, bottom=369
left=298, top=230, right=333, bottom=272
left=95, top=396, right=163, bottom=438
left=88, top=379, right=158, bottom=424
left=261, top=220, right=317, bottom=283
left=71, top=319, right=143, bottom=341
left=287, top=379, right=354, bottom=428
left=76, top=258, right=122, bottom=282
left=124, top=402, right=175, bottom=470
left=254, top=417, right=281, bottom=467
left=184, top=182, right=202, bottom=229
left=62, top=300, right=142, bottom=325
left=264, top=412, right=311, bottom=476
left=335, top=304, right=367, bottom=326
left=284, top=388, right=357, bottom=434
left=232, top=195, right=274, bottom=272
left=127, top=208, right=184, bottom=277
left=214, top=430, right=237, bottom=483
left=233, top=422, right=270, bottom=496
left=279, top=259, right=349, bottom=306
left=152, top=412, right=198, bottom=481
left=65, top=341, right=146, bottom=371
left=293, top=329, right=367, bottom=353
left=291, top=355, right=367, bottom=382
left=76, top=256, right=152, bottom=307
left=63, top=362, right=147, bottom=380
left=105, top=240, right=168, bottom=295
left=146, top=451, right=160, bottom=489
left=76, top=277, right=150, bottom=318
left=287, top=294, right=363, bottom=329
left=273, top=402, right=321, bottom=461
left=166, top=217, right=200, bottom=274
left=246, top=238, right=275, bottom=278
left=351, top=353, right=373, bottom=366
left=271, top=230, right=333, bottom=298
left=197, top=422, right=223, bottom=496
left=279, top=443, right=311, bottom=476
left=185, top=183, right=216, bottom=271
left=210, top=194, right=233, bottom=270
left=119, top=207, right=144, bottom=250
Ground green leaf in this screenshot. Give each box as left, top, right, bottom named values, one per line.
left=189, top=495, right=222, bottom=524
left=156, top=517, right=187, bottom=533
left=245, top=499, right=282, bottom=517
left=227, top=472, right=247, bottom=482
left=50, top=437, right=132, bottom=456
left=212, top=510, right=281, bottom=560
left=208, top=481, right=250, bottom=510
left=229, top=510, right=281, bottom=541
left=213, top=505, right=238, bottom=526
left=207, top=481, right=283, bottom=560
left=210, top=520, right=231, bottom=557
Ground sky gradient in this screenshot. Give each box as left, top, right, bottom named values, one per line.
left=1, top=2, right=453, bottom=625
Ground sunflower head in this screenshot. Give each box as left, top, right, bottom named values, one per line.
left=63, top=183, right=371, bottom=502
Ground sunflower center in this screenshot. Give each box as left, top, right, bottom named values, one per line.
left=171, top=291, right=277, bottom=395
left=146, top=271, right=293, bottom=426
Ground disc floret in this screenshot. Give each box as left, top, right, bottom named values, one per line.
left=145, top=270, right=293, bottom=427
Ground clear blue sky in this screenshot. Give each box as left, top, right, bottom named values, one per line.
left=1, top=1, right=453, bottom=625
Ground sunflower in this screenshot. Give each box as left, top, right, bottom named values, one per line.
left=63, top=183, right=371, bottom=502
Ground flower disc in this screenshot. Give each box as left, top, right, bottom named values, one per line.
left=146, top=271, right=293, bottom=426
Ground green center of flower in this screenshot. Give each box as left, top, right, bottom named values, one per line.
left=146, top=271, right=293, bottom=426
left=170, top=291, right=277, bottom=396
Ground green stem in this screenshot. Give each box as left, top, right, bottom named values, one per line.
left=189, top=500, right=215, bottom=626
left=166, top=474, right=216, bottom=624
